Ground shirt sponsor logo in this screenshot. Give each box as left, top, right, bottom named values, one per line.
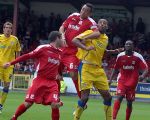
left=68, top=24, right=79, bottom=30
left=78, top=21, right=82, bottom=25
left=123, top=65, right=134, bottom=70
left=132, top=61, right=135, bottom=64
left=48, top=57, right=60, bottom=65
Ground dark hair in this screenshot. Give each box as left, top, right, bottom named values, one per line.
left=48, top=31, right=61, bottom=42
left=126, top=40, right=133, bottom=43
left=85, top=3, right=94, bottom=12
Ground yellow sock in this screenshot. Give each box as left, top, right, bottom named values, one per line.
left=104, top=105, right=112, bottom=120
left=1, top=91, right=8, bottom=105
left=74, top=106, right=84, bottom=120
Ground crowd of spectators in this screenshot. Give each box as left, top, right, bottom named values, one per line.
left=0, top=8, right=150, bottom=82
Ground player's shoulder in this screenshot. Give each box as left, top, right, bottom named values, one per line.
left=133, top=51, right=144, bottom=59
left=117, top=51, right=125, bottom=58
left=69, top=12, right=80, bottom=17
left=37, top=44, right=50, bottom=49
left=10, top=35, right=19, bottom=41
left=87, top=17, right=96, bottom=23
left=0, top=34, right=3, bottom=37
left=0, top=34, right=5, bottom=39
left=35, top=44, right=50, bottom=51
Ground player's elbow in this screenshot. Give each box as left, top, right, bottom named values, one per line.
left=59, top=25, right=65, bottom=33
left=72, top=38, right=78, bottom=45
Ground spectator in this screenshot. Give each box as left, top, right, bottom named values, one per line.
left=136, top=17, right=145, bottom=34
left=113, top=34, right=122, bottom=48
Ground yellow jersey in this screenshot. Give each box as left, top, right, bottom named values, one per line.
left=0, top=34, right=21, bottom=67
left=76, top=30, right=108, bottom=67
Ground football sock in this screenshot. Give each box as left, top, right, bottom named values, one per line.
left=74, top=100, right=85, bottom=120
left=1, top=88, right=9, bottom=105
left=126, top=107, right=132, bottom=120
left=104, top=100, right=112, bottom=120
left=52, top=108, right=60, bottom=120
left=13, top=103, right=27, bottom=118
left=113, top=100, right=121, bottom=119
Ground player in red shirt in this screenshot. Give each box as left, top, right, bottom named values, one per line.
left=3, top=31, right=64, bottom=120
left=109, top=40, right=148, bottom=120
left=59, top=3, right=100, bottom=98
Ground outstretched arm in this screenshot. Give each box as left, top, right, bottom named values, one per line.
left=3, top=53, right=35, bottom=68
left=109, top=69, right=119, bottom=85
left=72, top=38, right=94, bottom=51
left=106, top=48, right=124, bottom=54
left=83, top=31, right=100, bottom=40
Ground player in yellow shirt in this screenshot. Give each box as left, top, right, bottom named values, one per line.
left=73, top=19, right=112, bottom=120
left=0, top=22, right=21, bottom=113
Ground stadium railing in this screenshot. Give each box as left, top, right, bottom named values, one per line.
left=12, top=74, right=33, bottom=90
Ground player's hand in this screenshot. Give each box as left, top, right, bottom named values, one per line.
left=3, top=62, right=11, bottom=69
left=139, top=75, right=144, bottom=81
left=85, top=46, right=95, bottom=51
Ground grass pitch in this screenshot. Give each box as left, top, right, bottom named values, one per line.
left=1, top=92, right=150, bottom=120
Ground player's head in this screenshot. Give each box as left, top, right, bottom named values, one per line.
left=80, top=3, right=94, bottom=19
left=48, top=31, right=62, bottom=47
left=3, top=21, right=13, bottom=37
left=98, top=19, right=108, bottom=34
left=124, top=40, right=134, bottom=52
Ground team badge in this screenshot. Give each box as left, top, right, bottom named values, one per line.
left=78, top=21, right=82, bottom=25
left=132, top=61, right=135, bottom=64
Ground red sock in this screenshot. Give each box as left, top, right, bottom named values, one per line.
left=52, top=108, right=59, bottom=120
left=13, top=103, right=27, bottom=119
left=126, top=107, right=132, bottom=120
left=73, top=79, right=81, bottom=98
left=113, top=100, right=121, bottom=119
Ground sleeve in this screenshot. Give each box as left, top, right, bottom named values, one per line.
left=114, top=56, right=121, bottom=69
left=75, top=30, right=93, bottom=40
left=62, top=13, right=74, bottom=29
left=15, top=38, right=21, bottom=52
left=11, top=46, right=42, bottom=65
left=89, top=20, right=98, bottom=31
left=138, top=55, right=148, bottom=70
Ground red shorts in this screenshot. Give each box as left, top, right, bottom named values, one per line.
left=25, top=77, right=59, bottom=105
left=116, top=84, right=135, bottom=101
left=61, top=55, right=79, bottom=72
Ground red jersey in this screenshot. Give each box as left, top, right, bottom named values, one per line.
left=11, top=44, right=61, bottom=80
left=62, top=12, right=98, bottom=55
left=114, top=51, right=147, bottom=88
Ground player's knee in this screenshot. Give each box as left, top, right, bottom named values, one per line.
left=117, top=96, right=124, bottom=102
left=3, top=87, right=9, bottom=93
left=127, top=101, right=132, bottom=108
left=81, top=95, right=89, bottom=103
left=24, top=101, right=33, bottom=108
left=103, top=96, right=112, bottom=106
